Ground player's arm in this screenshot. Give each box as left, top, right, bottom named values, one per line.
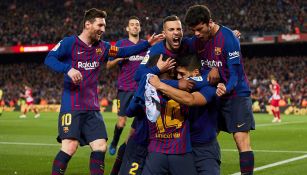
left=216, top=33, right=241, bottom=96
left=106, top=58, right=124, bottom=69
left=106, top=41, right=124, bottom=70
left=45, top=38, right=83, bottom=84
left=150, top=75, right=212, bottom=106
left=105, top=33, right=164, bottom=59
left=44, top=39, right=72, bottom=73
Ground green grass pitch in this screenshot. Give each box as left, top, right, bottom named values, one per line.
left=0, top=112, right=306, bottom=175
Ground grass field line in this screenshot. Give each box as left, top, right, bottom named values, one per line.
left=1, top=141, right=307, bottom=154
left=256, top=121, right=307, bottom=127
left=230, top=154, right=307, bottom=175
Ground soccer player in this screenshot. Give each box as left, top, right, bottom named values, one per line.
left=269, top=76, right=281, bottom=122
left=142, top=56, right=197, bottom=175
left=19, top=85, right=40, bottom=118
left=149, top=53, right=221, bottom=175
left=135, top=15, right=240, bottom=84
left=107, top=16, right=146, bottom=156
left=134, top=15, right=186, bottom=81
left=117, top=54, right=163, bottom=175
left=44, top=8, right=163, bottom=175
left=185, top=5, right=255, bottom=175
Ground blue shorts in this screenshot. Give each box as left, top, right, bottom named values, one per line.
left=117, top=90, right=134, bottom=116
left=218, top=96, right=255, bottom=133
left=142, top=152, right=197, bottom=175
left=57, top=111, right=108, bottom=146
left=192, top=139, right=221, bottom=175
left=119, top=139, right=147, bottom=175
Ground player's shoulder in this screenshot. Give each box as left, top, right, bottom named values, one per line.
left=51, top=35, right=76, bottom=52
left=97, top=39, right=112, bottom=49
left=117, top=38, right=129, bottom=45
left=62, top=35, right=77, bottom=44
left=220, top=26, right=238, bottom=40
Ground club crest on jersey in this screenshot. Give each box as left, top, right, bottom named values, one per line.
left=63, top=127, right=69, bottom=133
left=215, top=47, right=222, bottom=55
left=96, top=48, right=102, bottom=55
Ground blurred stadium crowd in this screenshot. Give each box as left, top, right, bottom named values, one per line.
left=0, top=0, right=306, bottom=109
left=0, top=56, right=306, bottom=108
left=0, top=0, right=306, bottom=46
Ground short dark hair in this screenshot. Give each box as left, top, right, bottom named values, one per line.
left=128, top=16, right=140, bottom=25
left=83, top=8, right=107, bottom=27
left=176, top=53, right=201, bottom=71
left=146, top=54, right=168, bottom=68
left=184, top=5, right=211, bottom=27
left=162, top=15, right=180, bottom=28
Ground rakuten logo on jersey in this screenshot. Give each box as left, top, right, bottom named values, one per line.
left=228, top=51, right=240, bottom=59
left=78, top=61, right=99, bottom=70
left=201, top=59, right=223, bottom=68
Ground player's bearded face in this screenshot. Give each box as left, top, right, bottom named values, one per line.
left=190, top=22, right=211, bottom=41
left=163, top=20, right=183, bottom=51
left=127, top=19, right=141, bottom=37
left=89, top=18, right=106, bottom=42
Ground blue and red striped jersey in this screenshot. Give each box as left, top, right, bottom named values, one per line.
left=109, top=39, right=146, bottom=91
left=45, top=35, right=150, bottom=112
left=147, top=94, right=192, bottom=154
left=190, top=26, right=251, bottom=97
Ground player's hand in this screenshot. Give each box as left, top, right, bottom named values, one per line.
left=117, top=58, right=125, bottom=61
left=233, top=30, right=241, bottom=39
left=149, top=75, right=161, bottom=89
left=207, top=67, right=220, bottom=85
left=178, top=79, right=195, bottom=91
left=67, top=68, right=83, bottom=85
left=216, top=83, right=226, bottom=96
left=148, top=33, right=165, bottom=46
left=156, top=54, right=176, bottom=73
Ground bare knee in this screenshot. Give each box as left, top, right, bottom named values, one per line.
left=233, top=132, right=252, bottom=152
left=117, top=116, right=127, bottom=128
left=61, top=139, right=79, bottom=156
left=90, top=139, right=107, bottom=152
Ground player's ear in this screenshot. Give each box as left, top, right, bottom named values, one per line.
left=193, top=69, right=200, bottom=77
left=208, top=19, right=213, bottom=27
left=84, top=21, right=91, bottom=29
left=126, top=26, right=129, bottom=32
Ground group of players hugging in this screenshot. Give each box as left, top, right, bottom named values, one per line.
left=45, top=4, right=255, bottom=175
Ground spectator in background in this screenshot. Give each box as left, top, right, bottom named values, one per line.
left=1, top=0, right=306, bottom=46
left=0, top=56, right=305, bottom=111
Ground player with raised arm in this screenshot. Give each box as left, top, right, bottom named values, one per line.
left=107, top=16, right=146, bottom=157
left=185, top=5, right=255, bottom=175
left=44, top=8, right=163, bottom=175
